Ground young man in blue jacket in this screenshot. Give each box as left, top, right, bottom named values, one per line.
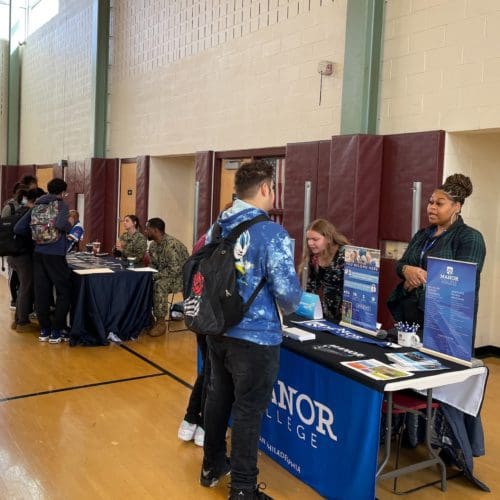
left=200, top=160, right=302, bottom=499
left=15, top=178, right=72, bottom=343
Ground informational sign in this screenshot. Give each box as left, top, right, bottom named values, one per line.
left=340, top=245, right=380, bottom=334
left=260, top=348, right=382, bottom=499
left=423, top=257, right=477, bottom=363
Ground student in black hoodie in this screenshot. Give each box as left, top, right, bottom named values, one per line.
left=15, top=178, right=72, bottom=343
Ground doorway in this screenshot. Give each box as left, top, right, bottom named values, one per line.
left=118, top=161, right=137, bottom=236
left=444, top=131, right=500, bottom=347
left=36, top=165, right=54, bottom=191
left=149, top=155, right=196, bottom=251
left=219, top=159, right=250, bottom=212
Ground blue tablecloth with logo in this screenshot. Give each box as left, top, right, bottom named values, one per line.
left=259, top=325, right=474, bottom=500
left=260, top=346, right=382, bottom=499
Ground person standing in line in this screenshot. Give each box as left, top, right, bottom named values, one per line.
left=303, top=218, right=349, bottom=323
left=145, top=217, right=189, bottom=337
left=200, top=160, right=302, bottom=500
left=2, top=183, right=28, bottom=309
left=15, top=178, right=73, bottom=343
left=8, top=189, right=42, bottom=332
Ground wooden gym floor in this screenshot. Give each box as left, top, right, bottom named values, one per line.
left=0, top=278, right=498, bottom=499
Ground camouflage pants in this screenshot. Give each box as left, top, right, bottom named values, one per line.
left=153, top=278, right=170, bottom=320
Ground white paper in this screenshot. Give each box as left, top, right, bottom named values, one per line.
left=73, top=268, right=114, bottom=275
left=128, top=267, right=158, bottom=272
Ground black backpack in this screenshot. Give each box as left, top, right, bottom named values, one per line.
left=0, top=206, right=31, bottom=257
left=183, top=215, right=269, bottom=335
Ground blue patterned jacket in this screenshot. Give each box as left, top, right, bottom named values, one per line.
left=210, top=199, right=302, bottom=345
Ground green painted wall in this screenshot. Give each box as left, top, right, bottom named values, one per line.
left=340, top=0, right=384, bottom=135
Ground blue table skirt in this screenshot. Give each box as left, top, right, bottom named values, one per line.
left=69, top=270, right=153, bottom=346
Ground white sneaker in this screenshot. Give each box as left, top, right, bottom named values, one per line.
left=178, top=420, right=197, bottom=441
left=194, top=426, right=205, bottom=447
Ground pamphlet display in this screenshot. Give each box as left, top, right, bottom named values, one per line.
left=385, top=351, right=448, bottom=372
left=423, top=257, right=477, bottom=365
left=340, top=245, right=381, bottom=334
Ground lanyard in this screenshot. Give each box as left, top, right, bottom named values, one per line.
left=419, top=230, right=443, bottom=267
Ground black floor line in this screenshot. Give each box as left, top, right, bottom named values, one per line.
left=119, top=343, right=193, bottom=390
left=0, top=344, right=194, bottom=403
left=0, top=372, right=166, bottom=403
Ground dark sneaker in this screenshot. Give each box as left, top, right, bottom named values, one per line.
left=10, top=300, right=16, bottom=311
left=61, top=329, right=71, bottom=342
left=16, top=322, right=38, bottom=333
left=200, top=458, right=231, bottom=487
left=49, top=329, right=62, bottom=344
left=38, top=328, right=51, bottom=342
left=229, top=483, right=273, bottom=500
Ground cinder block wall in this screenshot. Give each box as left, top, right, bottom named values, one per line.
left=108, top=0, right=346, bottom=157
left=0, top=39, right=8, bottom=165
left=19, top=0, right=94, bottom=163
left=379, top=0, right=500, bottom=134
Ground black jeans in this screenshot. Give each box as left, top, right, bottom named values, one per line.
left=204, top=336, right=280, bottom=490
left=8, top=254, right=34, bottom=324
left=33, top=252, right=72, bottom=330
left=184, top=334, right=210, bottom=426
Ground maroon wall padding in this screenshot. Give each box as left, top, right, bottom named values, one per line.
left=64, top=161, right=78, bottom=211
left=378, top=257, right=402, bottom=329
left=327, top=135, right=383, bottom=248
left=136, top=156, right=149, bottom=227
left=1, top=165, right=36, bottom=205
left=104, top=158, right=119, bottom=250
left=379, top=130, right=445, bottom=241
left=53, top=163, right=63, bottom=179
left=315, top=140, right=331, bottom=219
left=282, top=141, right=320, bottom=265
left=195, top=151, right=214, bottom=238
left=83, top=158, right=118, bottom=252
left=377, top=130, right=445, bottom=328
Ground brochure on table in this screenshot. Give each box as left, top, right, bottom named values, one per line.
left=295, top=291, right=323, bottom=320
left=340, top=245, right=381, bottom=335
left=422, top=257, right=477, bottom=366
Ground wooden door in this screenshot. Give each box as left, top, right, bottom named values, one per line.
left=119, top=162, right=137, bottom=235
left=219, top=159, right=250, bottom=212
left=36, top=166, right=54, bottom=191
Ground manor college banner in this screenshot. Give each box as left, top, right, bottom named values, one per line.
left=260, top=348, right=383, bottom=500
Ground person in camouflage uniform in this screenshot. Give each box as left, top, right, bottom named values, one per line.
left=115, top=214, right=147, bottom=261
left=145, top=217, right=189, bottom=337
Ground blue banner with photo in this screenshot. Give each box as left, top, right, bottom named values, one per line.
left=423, top=257, right=477, bottom=362
left=341, top=245, right=381, bottom=333
left=260, top=348, right=382, bottom=500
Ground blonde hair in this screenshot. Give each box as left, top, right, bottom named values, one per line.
left=302, top=218, right=349, bottom=267
left=69, top=209, right=79, bottom=220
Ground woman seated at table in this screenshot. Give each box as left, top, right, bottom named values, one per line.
left=303, top=218, right=349, bottom=323
left=387, top=173, right=486, bottom=337
left=115, top=214, right=147, bottom=261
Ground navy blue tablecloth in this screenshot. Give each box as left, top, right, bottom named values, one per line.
left=68, top=255, right=153, bottom=346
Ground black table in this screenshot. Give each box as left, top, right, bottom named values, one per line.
left=67, top=254, right=153, bottom=346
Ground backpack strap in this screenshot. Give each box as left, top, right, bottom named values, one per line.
left=9, top=202, right=15, bottom=216
left=225, top=214, right=269, bottom=243
left=226, top=214, right=270, bottom=311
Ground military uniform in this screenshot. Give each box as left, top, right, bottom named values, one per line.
left=119, top=231, right=147, bottom=261
left=149, top=233, right=189, bottom=321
